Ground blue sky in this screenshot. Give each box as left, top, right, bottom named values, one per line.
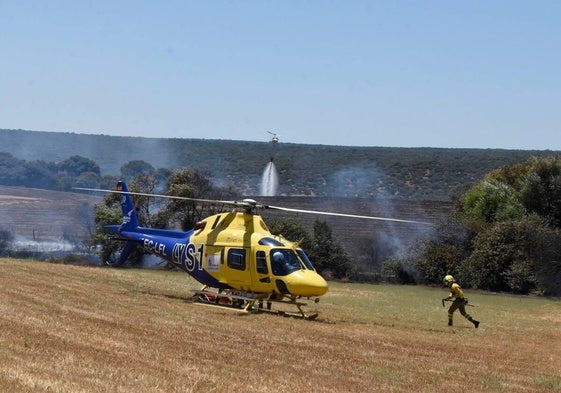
left=1, top=1, right=560, bottom=150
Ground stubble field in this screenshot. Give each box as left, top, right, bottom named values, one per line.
left=1, top=258, right=560, bottom=392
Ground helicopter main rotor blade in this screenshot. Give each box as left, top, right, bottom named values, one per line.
left=74, top=187, right=433, bottom=225
left=73, top=187, right=249, bottom=208
left=263, top=204, right=434, bottom=225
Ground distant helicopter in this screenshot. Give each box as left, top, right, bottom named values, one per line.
left=267, top=131, right=279, bottom=144
left=267, top=131, right=279, bottom=162
left=76, top=181, right=432, bottom=319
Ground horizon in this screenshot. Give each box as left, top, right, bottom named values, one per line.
left=4, top=128, right=561, bottom=152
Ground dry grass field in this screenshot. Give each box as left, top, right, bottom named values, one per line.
left=1, top=258, right=560, bottom=393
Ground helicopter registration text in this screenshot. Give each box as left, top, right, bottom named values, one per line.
left=171, top=242, right=204, bottom=272
left=143, top=239, right=167, bottom=256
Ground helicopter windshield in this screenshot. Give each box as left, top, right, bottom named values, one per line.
left=270, top=249, right=303, bottom=276
left=296, top=249, right=316, bottom=271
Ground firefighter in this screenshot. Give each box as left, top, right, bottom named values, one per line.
left=443, top=275, right=480, bottom=328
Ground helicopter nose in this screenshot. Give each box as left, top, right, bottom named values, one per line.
left=284, top=270, right=328, bottom=297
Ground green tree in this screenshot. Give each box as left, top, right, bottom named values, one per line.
left=91, top=201, right=124, bottom=264
left=471, top=155, right=561, bottom=229
left=24, top=160, right=57, bottom=189
left=413, top=216, right=472, bottom=285
left=156, top=168, right=234, bottom=230
left=91, top=176, right=157, bottom=266
left=100, top=175, right=120, bottom=189
left=0, top=152, right=26, bottom=186
left=310, top=219, right=355, bottom=279
left=0, top=228, right=13, bottom=256
left=460, top=179, right=525, bottom=224
left=120, top=160, right=155, bottom=181
left=57, top=155, right=100, bottom=177
left=268, top=218, right=314, bottom=253
left=461, top=215, right=560, bottom=294
left=75, top=172, right=101, bottom=189
left=519, top=155, right=561, bottom=227
left=128, top=174, right=161, bottom=226
left=414, top=155, right=561, bottom=295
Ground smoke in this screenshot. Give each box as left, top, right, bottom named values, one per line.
left=319, top=165, right=437, bottom=281
left=328, top=166, right=385, bottom=198
left=10, top=235, right=76, bottom=252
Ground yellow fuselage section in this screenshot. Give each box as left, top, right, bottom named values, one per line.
left=191, top=212, right=328, bottom=297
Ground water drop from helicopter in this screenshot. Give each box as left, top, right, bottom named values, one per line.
left=260, top=132, right=280, bottom=196
left=260, top=161, right=279, bottom=196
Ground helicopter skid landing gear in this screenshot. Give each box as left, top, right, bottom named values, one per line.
left=192, top=288, right=261, bottom=314
left=191, top=288, right=319, bottom=320
left=257, top=296, right=319, bottom=320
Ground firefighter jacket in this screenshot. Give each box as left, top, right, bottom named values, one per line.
left=446, top=283, right=465, bottom=300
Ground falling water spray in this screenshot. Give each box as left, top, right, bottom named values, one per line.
left=260, top=131, right=280, bottom=196
left=260, top=160, right=279, bottom=196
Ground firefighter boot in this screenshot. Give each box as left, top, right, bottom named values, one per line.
left=465, top=314, right=479, bottom=328
left=467, top=315, right=479, bottom=328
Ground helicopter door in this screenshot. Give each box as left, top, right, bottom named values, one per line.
left=249, top=250, right=273, bottom=293
left=224, top=247, right=252, bottom=291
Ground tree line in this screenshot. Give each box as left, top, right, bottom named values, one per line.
left=0, top=152, right=184, bottom=193
left=3, top=128, right=559, bottom=200
left=0, top=152, right=113, bottom=191
left=397, top=154, right=561, bottom=296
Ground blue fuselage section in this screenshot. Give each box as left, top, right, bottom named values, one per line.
left=106, top=225, right=230, bottom=289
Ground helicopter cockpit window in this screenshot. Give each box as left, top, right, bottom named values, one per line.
left=296, top=249, right=316, bottom=271
left=227, top=248, right=246, bottom=271
left=258, top=237, right=285, bottom=247
left=256, top=251, right=268, bottom=274
left=270, top=249, right=302, bottom=276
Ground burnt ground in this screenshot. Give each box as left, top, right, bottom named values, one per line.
left=0, top=186, right=101, bottom=245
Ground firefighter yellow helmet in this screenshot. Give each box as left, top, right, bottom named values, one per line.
left=443, top=275, right=455, bottom=284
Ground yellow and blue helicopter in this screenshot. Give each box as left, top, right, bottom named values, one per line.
left=77, top=181, right=431, bottom=319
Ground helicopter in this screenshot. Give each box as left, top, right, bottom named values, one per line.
left=76, top=181, right=432, bottom=319
left=267, top=131, right=279, bottom=162
left=267, top=131, right=279, bottom=145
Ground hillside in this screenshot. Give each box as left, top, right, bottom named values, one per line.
left=2, top=129, right=559, bottom=200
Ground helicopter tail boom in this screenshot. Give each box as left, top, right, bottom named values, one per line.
left=115, top=181, right=140, bottom=231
